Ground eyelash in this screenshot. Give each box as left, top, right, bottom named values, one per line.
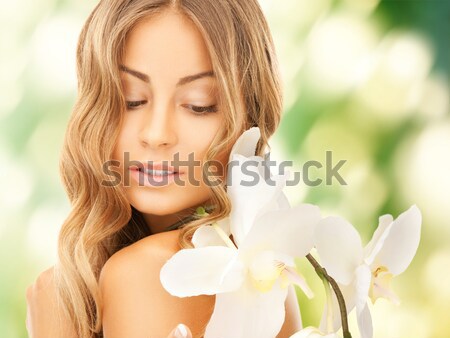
left=125, top=101, right=218, bottom=115
left=126, top=100, right=147, bottom=109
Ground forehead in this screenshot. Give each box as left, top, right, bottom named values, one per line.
left=123, top=11, right=213, bottom=78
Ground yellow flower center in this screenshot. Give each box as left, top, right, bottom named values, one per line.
left=369, top=265, right=399, bottom=305
left=248, top=251, right=285, bottom=293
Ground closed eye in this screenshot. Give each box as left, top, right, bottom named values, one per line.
left=126, top=100, right=147, bottom=110
left=125, top=101, right=218, bottom=115
left=185, top=104, right=218, bottom=115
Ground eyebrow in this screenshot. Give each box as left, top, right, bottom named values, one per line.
left=119, top=64, right=215, bottom=86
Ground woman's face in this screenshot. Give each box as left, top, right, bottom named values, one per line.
left=112, top=11, right=230, bottom=233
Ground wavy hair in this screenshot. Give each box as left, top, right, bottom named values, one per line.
left=56, top=0, right=283, bottom=337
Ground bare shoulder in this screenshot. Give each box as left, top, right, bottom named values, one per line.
left=100, top=229, right=215, bottom=338
left=99, top=229, right=184, bottom=292
left=26, top=266, right=76, bottom=338
left=104, top=228, right=183, bottom=266
left=27, top=266, right=55, bottom=296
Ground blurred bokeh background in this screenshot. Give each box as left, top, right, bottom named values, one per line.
left=0, top=0, right=448, bottom=337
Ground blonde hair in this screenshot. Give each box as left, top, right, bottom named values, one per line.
left=56, top=0, right=283, bottom=337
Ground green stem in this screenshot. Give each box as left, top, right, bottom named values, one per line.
left=165, top=204, right=216, bottom=231
left=321, top=276, right=333, bottom=333
left=306, top=254, right=352, bottom=338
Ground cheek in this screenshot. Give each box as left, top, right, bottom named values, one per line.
left=112, top=117, right=135, bottom=160
left=182, top=115, right=223, bottom=156
left=111, top=134, right=125, bottom=164
left=179, top=116, right=223, bottom=184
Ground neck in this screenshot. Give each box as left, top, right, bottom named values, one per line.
left=142, top=208, right=195, bottom=234
left=142, top=203, right=216, bottom=234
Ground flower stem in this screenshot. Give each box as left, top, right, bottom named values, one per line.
left=212, top=222, right=238, bottom=249
left=321, top=276, right=333, bottom=333
left=306, top=254, right=352, bottom=338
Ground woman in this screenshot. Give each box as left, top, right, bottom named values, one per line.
left=26, top=0, right=302, bottom=337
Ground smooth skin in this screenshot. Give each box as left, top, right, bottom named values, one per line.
left=26, top=267, right=78, bottom=338
left=25, top=263, right=197, bottom=338
left=26, top=8, right=302, bottom=338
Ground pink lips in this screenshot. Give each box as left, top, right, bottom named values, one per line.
left=128, top=161, right=184, bottom=188
left=129, top=161, right=182, bottom=173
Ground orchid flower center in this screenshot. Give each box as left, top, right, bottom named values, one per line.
left=248, top=250, right=284, bottom=292
left=369, top=265, right=400, bottom=305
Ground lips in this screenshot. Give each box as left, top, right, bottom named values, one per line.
left=129, top=162, right=182, bottom=174
left=128, top=161, right=183, bottom=187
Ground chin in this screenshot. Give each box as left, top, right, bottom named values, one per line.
left=126, top=186, right=210, bottom=215
left=128, top=193, right=185, bottom=216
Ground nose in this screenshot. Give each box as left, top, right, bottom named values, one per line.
left=138, top=103, right=177, bottom=149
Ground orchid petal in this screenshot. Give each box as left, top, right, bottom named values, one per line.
left=289, top=327, right=318, bottom=338
left=263, top=187, right=291, bottom=213
left=254, top=153, right=295, bottom=213
left=160, top=247, right=244, bottom=297
left=371, top=205, right=422, bottom=275
left=276, top=190, right=292, bottom=210
left=241, top=204, right=321, bottom=259
left=357, top=302, right=373, bottom=338
left=192, top=218, right=231, bottom=248
left=227, top=154, right=288, bottom=246
left=314, top=216, right=363, bottom=285
left=354, top=265, right=373, bottom=338
left=272, top=250, right=296, bottom=267
left=363, top=214, right=394, bottom=264
left=282, top=266, right=314, bottom=299
left=228, top=127, right=261, bottom=161
left=355, top=264, right=372, bottom=315
left=204, top=278, right=289, bottom=338
left=289, top=326, right=341, bottom=338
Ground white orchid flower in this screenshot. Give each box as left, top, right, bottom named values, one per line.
left=226, top=127, right=292, bottom=245
left=314, top=205, right=422, bottom=338
left=161, top=203, right=320, bottom=338
left=289, top=326, right=341, bottom=338
left=193, top=127, right=291, bottom=248
left=160, top=127, right=322, bottom=338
